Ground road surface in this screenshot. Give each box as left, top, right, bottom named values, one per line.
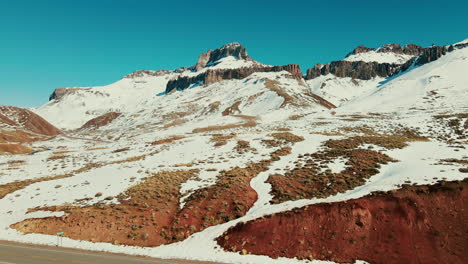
left=0, top=241, right=222, bottom=264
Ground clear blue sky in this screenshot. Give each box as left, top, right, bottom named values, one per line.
left=1, top=0, right=467, bottom=107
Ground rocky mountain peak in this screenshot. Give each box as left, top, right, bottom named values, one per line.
left=194, top=42, right=251, bottom=71
left=346, top=45, right=375, bottom=56
left=346, top=43, right=423, bottom=58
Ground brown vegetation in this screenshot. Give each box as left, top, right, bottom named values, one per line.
left=267, top=133, right=427, bottom=203
left=12, top=136, right=298, bottom=247
left=14, top=170, right=199, bottom=246
left=192, top=115, right=257, bottom=133
left=79, top=112, right=121, bottom=130
left=210, top=133, right=236, bottom=147
left=264, top=79, right=293, bottom=108
left=150, top=136, right=185, bottom=146
left=0, top=143, right=34, bottom=155
left=0, top=106, right=61, bottom=136
left=222, top=101, right=242, bottom=116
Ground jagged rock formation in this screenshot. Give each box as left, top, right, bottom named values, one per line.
left=307, top=44, right=453, bottom=80
left=166, top=64, right=303, bottom=93
left=415, top=45, right=447, bottom=65
left=305, top=61, right=401, bottom=80
left=345, top=43, right=423, bottom=57
left=49, top=87, right=90, bottom=101
left=124, top=69, right=171, bottom=78
left=194, top=42, right=251, bottom=71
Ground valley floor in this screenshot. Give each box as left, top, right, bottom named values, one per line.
left=0, top=108, right=466, bottom=264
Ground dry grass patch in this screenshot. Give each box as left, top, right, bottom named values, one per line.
left=0, top=173, right=72, bottom=199
left=267, top=131, right=427, bottom=203
left=222, top=101, right=242, bottom=116
left=46, top=155, right=68, bottom=161
left=14, top=170, right=199, bottom=247
left=150, top=136, right=185, bottom=145
left=112, top=147, right=130, bottom=153
left=172, top=147, right=292, bottom=242
left=310, top=131, right=344, bottom=136
left=325, top=132, right=428, bottom=150
left=192, top=115, right=257, bottom=133
left=85, top=147, right=107, bottom=151
left=271, top=132, right=304, bottom=143
left=288, top=114, right=306, bottom=121
left=162, top=119, right=187, bottom=129
left=340, top=126, right=377, bottom=135
left=264, top=79, right=294, bottom=108
left=210, top=133, right=236, bottom=147
left=0, top=130, right=44, bottom=143
left=0, top=144, right=34, bottom=155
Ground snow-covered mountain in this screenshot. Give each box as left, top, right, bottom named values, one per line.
left=1, top=39, right=467, bottom=264
left=35, top=43, right=329, bottom=130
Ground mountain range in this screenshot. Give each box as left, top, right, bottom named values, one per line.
left=0, top=38, right=467, bottom=264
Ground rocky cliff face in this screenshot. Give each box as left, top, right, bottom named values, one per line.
left=307, top=44, right=454, bottom=80
left=305, top=61, right=401, bottom=80
left=166, top=64, right=303, bottom=93
left=49, top=87, right=90, bottom=101
left=345, top=43, right=423, bottom=58
left=194, top=42, right=251, bottom=71
left=415, top=45, right=447, bottom=65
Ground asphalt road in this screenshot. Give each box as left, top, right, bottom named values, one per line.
left=0, top=241, right=221, bottom=264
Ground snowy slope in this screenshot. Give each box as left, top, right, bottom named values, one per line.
left=306, top=74, right=385, bottom=106
left=344, top=50, right=414, bottom=64
left=35, top=73, right=176, bottom=130
left=1, top=40, right=467, bottom=264
left=340, top=46, right=468, bottom=113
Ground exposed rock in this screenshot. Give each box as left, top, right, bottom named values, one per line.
left=307, top=44, right=451, bottom=80
left=123, top=69, right=171, bottom=78
left=166, top=64, right=303, bottom=93
left=305, top=61, right=401, bottom=80
left=49, top=87, right=90, bottom=101
left=218, top=179, right=468, bottom=264
left=415, top=45, right=447, bottom=65
left=402, top=44, right=423, bottom=55
left=346, top=43, right=422, bottom=58
left=195, top=43, right=251, bottom=71
left=346, top=45, right=375, bottom=57
left=454, top=42, right=468, bottom=49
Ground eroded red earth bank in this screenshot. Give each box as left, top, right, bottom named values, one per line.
left=218, top=180, right=468, bottom=264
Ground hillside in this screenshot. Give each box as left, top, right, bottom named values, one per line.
left=0, top=40, right=467, bottom=264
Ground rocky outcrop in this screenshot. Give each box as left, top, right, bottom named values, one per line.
left=166, top=64, right=303, bottom=93
left=195, top=42, right=250, bottom=71
left=345, top=43, right=423, bottom=58
left=218, top=179, right=468, bottom=264
left=346, top=45, right=374, bottom=56
left=415, top=45, right=447, bottom=65
left=49, top=87, right=90, bottom=101
left=401, top=44, right=423, bottom=55
left=306, top=61, right=401, bottom=80
left=307, top=44, right=454, bottom=80
left=123, top=69, right=171, bottom=78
